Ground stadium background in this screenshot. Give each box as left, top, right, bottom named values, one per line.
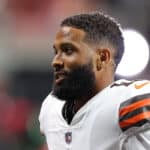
left=0, top=0, right=150, bottom=149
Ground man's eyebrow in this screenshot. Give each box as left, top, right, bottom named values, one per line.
left=60, top=42, right=78, bottom=48
left=60, top=42, right=72, bottom=46
left=53, top=43, right=72, bottom=48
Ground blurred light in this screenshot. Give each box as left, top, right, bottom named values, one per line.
left=116, top=29, right=150, bottom=77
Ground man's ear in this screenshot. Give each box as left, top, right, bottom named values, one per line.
left=95, top=49, right=111, bottom=71
left=99, top=49, right=110, bottom=62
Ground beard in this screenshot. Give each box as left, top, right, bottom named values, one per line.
left=52, top=62, right=96, bottom=102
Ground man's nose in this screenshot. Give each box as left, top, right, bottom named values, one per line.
left=52, top=55, right=64, bottom=71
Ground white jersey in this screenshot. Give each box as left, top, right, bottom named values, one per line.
left=39, top=79, right=150, bottom=150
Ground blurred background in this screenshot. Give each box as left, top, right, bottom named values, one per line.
left=0, top=0, right=150, bottom=149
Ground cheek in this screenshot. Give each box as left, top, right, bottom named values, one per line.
left=63, top=51, right=94, bottom=70
left=63, top=54, right=83, bottom=67
left=63, top=54, right=80, bottom=69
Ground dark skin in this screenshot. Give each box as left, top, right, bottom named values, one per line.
left=52, top=26, right=116, bottom=113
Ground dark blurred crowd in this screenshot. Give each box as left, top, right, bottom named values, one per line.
left=0, top=80, right=48, bottom=150
left=0, top=0, right=100, bottom=149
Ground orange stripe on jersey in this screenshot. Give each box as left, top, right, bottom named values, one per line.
left=134, top=82, right=150, bottom=89
left=120, top=111, right=150, bottom=128
left=119, top=98, right=150, bottom=117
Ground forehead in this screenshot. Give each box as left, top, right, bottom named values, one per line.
left=55, top=26, right=86, bottom=43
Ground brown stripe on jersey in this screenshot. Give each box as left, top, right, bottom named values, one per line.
left=121, top=119, right=150, bottom=131
left=119, top=94, right=150, bottom=131
left=120, top=105, right=150, bottom=122
left=120, top=93, right=150, bottom=109
left=120, top=98, right=150, bottom=117
left=119, top=111, right=150, bottom=130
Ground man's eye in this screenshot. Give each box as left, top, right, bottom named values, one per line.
left=60, top=43, right=77, bottom=55
left=64, top=47, right=74, bottom=55
left=61, top=45, right=76, bottom=55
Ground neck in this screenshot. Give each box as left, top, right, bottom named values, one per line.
left=74, top=88, right=98, bottom=113
left=96, top=67, right=115, bottom=93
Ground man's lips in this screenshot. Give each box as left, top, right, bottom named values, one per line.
left=54, top=71, right=67, bottom=84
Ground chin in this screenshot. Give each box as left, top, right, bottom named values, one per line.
left=52, top=62, right=96, bottom=102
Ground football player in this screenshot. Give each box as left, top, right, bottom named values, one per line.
left=39, top=12, right=150, bottom=150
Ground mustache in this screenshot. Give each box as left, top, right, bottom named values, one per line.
left=54, top=70, right=68, bottom=76
left=53, top=69, right=69, bottom=81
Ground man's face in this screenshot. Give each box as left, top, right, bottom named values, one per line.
left=52, top=26, right=97, bottom=102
